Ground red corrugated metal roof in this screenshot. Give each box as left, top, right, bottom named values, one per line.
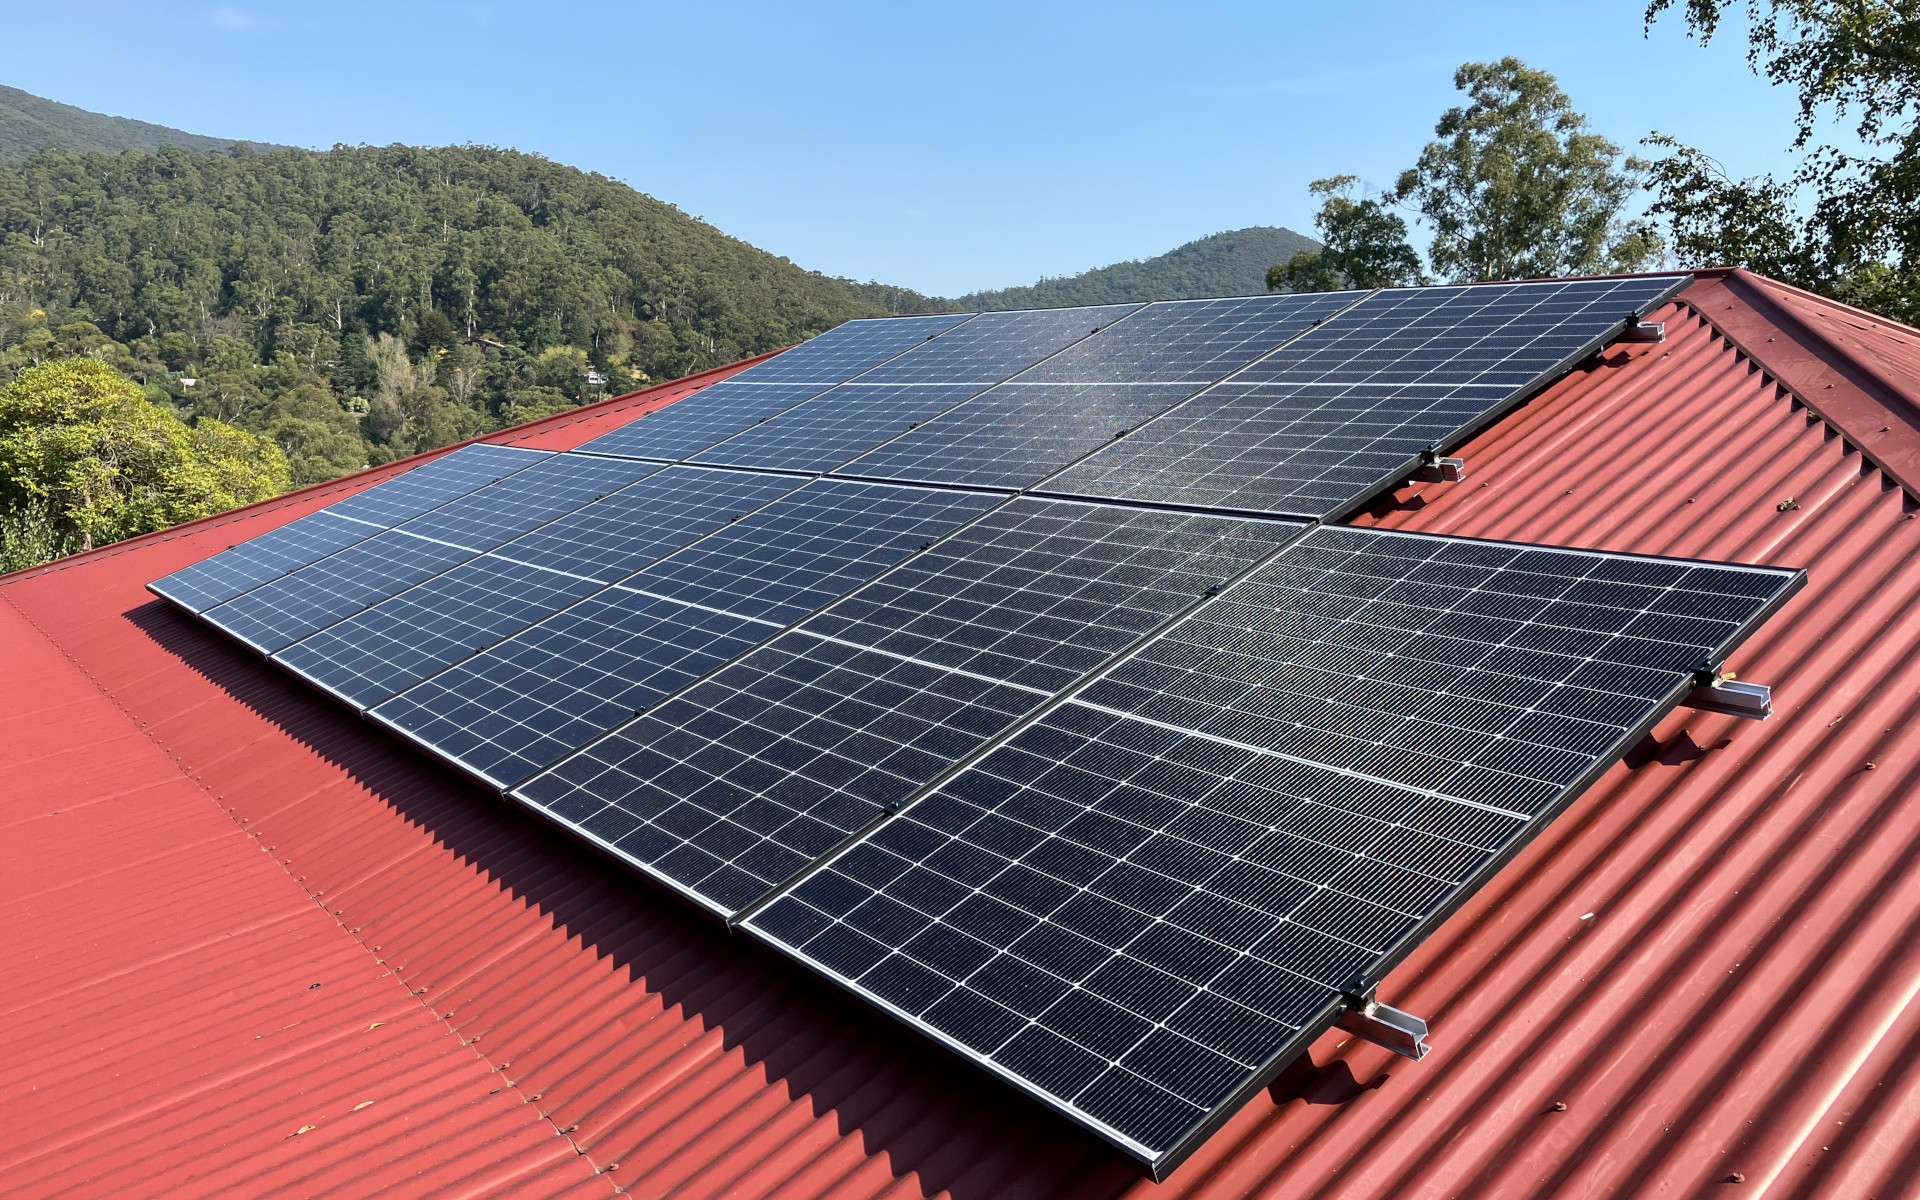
left=5, top=280, right=1920, bottom=1199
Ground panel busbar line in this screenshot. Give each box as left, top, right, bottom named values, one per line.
left=742, top=525, right=1801, bottom=1179
left=366, top=479, right=1003, bottom=789
left=576, top=313, right=975, bottom=463
left=148, top=442, right=549, bottom=613
left=194, top=452, right=662, bottom=654
left=1041, top=274, right=1691, bottom=518
left=268, top=465, right=807, bottom=711
left=835, top=291, right=1366, bottom=491
left=691, top=305, right=1142, bottom=474
left=510, top=499, right=1306, bottom=920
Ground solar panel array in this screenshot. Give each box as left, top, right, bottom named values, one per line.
left=742, top=527, right=1797, bottom=1167
left=154, top=272, right=1811, bottom=1180
left=1045, top=276, right=1685, bottom=516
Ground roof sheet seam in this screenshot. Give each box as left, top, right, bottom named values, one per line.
left=0, top=586, right=615, bottom=1194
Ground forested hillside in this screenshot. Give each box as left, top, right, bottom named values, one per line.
left=954, top=226, right=1318, bottom=310
left=0, top=143, right=932, bottom=483
left=0, top=83, right=285, bottom=160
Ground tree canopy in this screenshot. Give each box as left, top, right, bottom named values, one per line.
left=1267, top=176, right=1424, bottom=292
left=1643, top=0, right=1920, bottom=323
left=1393, top=59, right=1662, bottom=282
left=0, top=358, right=287, bottom=565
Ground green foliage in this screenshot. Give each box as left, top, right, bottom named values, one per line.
left=1643, top=1, right=1920, bottom=325
left=954, top=228, right=1320, bottom=310
left=0, top=358, right=288, bottom=559
left=0, top=141, right=933, bottom=485
left=1267, top=177, right=1424, bottom=292
left=1393, top=58, right=1662, bottom=281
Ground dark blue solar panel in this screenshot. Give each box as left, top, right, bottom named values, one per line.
left=623, top=479, right=1004, bottom=623
left=834, top=382, right=1197, bottom=491
left=499, top=466, right=805, bottom=583
left=743, top=524, right=1799, bottom=1177
left=196, top=453, right=658, bottom=653
left=854, top=305, right=1139, bottom=384
left=688, top=383, right=987, bottom=473
left=728, top=313, right=976, bottom=384
left=371, top=591, right=777, bottom=790
left=575, top=314, right=977, bottom=463
left=274, top=555, right=606, bottom=709
left=1046, top=275, right=1690, bottom=516
left=149, top=443, right=547, bottom=612
left=510, top=501, right=1304, bottom=918
left=367, top=478, right=1004, bottom=787
left=572, top=381, right=841, bottom=463
left=1018, top=292, right=1361, bottom=384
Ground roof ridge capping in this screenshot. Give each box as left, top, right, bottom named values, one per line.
left=1678, top=268, right=1920, bottom=498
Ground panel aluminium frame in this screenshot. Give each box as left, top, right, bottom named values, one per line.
left=1036, top=273, right=1694, bottom=522
left=739, top=526, right=1802, bottom=1179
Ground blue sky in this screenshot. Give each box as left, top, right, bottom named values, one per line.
left=7, top=1, right=1817, bottom=296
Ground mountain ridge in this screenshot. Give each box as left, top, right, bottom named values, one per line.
left=0, top=83, right=290, bottom=160
left=951, top=226, right=1320, bottom=310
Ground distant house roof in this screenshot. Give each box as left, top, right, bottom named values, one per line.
left=6, top=272, right=1919, bottom=1198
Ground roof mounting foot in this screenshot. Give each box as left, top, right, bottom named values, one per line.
left=1410, top=448, right=1466, bottom=484
left=1621, top=318, right=1666, bottom=343
left=1682, top=667, right=1773, bottom=720
left=1336, top=979, right=1431, bottom=1060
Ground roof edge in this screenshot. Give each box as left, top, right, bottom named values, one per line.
left=1678, top=270, right=1920, bottom=497
left=0, top=350, right=777, bottom=588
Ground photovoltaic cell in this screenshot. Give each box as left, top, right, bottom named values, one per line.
left=622, top=478, right=1004, bottom=623
left=688, top=382, right=986, bottom=473
left=196, top=453, right=657, bottom=653
left=854, top=305, right=1140, bottom=384
left=271, top=465, right=805, bottom=711
left=830, top=292, right=1363, bottom=489
left=1019, top=292, right=1362, bottom=384
left=148, top=443, right=547, bottom=612
left=835, top=382, right=1197, bottom=490
left=368, top=478, right=1002, bottom=788
left=1046, top=275, right=1690, bottom=517
left=576, top=313, right=976, bottom=462
left=372, top=592, right=777, bottom=790
left=274, top=555, right=607, bottom=709
left=744, top=525, right=1800, bottom=1176
left=511, top=500, right=1304, bottom=918
left=726, top=313, right=976, bottom=384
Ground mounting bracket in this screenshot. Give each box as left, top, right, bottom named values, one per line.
left=1336, top=979, right=1431, bottom=1061
left=1681, top=667, right=1773, bottom=720
left=1621, top=318, right=1666, bottom=343
left=1410, top=448, right=1466, bottom=484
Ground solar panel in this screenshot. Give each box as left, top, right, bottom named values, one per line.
left=1019, top=292, right=1363, bottom=384
left=690, top=306, right=1144, bottom=475
left=742, top=525, right=1800, bottom=1178
left=725, top=313, right=977, bottom=384
left=267, top=465, right=808, bottom=709
left=367, top=479, right=1004, bottom=788
left=1044, top=275, right=1689, bottom=517
left=576, top=313, right=976, bottom=462
left=834, top=382, right=1198, bottom=491
left=148, top=443, right=548, bottom=612
left=510, top=500, right=1305, bottom=918
left=195, top=453, right=659, bottom=653
left=830, top=292, right=1363, bottom=489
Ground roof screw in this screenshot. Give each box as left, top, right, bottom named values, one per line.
left=1865, top=762, right=1877, bottom=770
left=1728, top=1172, right=1746, bottom=1183
left=1550, top=1100, right=1568, bottom=1112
